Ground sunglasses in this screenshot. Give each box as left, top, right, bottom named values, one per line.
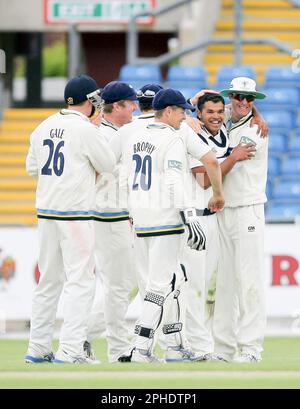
left=231, top=93, right=255, bottom=102
left=136, top=89, right=156, bottom=98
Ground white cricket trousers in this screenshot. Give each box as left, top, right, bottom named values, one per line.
left=28, top=219, right=96, bottom=358
left=213, top=204, right=266, bottom=360
left=183, top=214, right=219, bottom=356
left=86, top=272, right=106, bottom=342
left=94, top=220, right=136, bottom=362
left=134, top=234, right=186, bottom=352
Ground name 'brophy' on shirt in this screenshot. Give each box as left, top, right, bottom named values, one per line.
left=133, top=141, right=156, bottom=155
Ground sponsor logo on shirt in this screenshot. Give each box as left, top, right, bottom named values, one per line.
left=240, top=136, right=256, bottom=146
left=168, top=160, right=182, bottom=170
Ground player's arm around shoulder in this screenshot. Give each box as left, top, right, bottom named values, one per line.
left=83, top=122, right=116, bottom=174
left=181, top=122, right=211, bottom=160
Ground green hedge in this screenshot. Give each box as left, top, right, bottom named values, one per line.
left=14, top=41, right=67, bottom=78
left=43, top=41, right=67, bottom=77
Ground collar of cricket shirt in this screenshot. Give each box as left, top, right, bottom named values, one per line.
left=228, top=111, right=253, bottom=132
left=147, top=122, right=176, bottom=132
left=137, top=113, right=155, bottom=120
left=101, top=117, right=119, bottom=131
left=60, top=109, right=90, bottom=122
left=201, top=124, right=228, bottom=148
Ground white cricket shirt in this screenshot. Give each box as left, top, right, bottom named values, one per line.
left=26, top=109, right=116, bottom=220
left=222, top=113, right=268, bottom=207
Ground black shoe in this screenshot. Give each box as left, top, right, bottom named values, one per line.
left=83, top=340, right=100, bottom=363
left=118, top=348, right=134, bottom=363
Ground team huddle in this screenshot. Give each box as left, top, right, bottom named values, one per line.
left=24, top=73, right=268, bottom=364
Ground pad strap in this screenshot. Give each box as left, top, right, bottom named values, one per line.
left=162, top=322, right=183, bottom=334
left=144, top=291, right=164, bottom=306
left=135, top=325, right=155, bottom=338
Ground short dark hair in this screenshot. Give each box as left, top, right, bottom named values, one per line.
left=139, top=101, right=153, bottom=112
left=197, top=93, right=225, bottom=112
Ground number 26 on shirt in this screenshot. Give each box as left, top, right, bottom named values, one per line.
left=41, top=139, right=65, bottom=176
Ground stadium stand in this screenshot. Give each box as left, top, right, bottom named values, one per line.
left=1, top=2, right=300, bottom=225
left=295, top=116, right=300, bottom=131
left=281, top=156, right=300, bottom=177
left=215, top=65, right=256, bottom=91
left=260, top=110, right=295, bottom=133
left=268, top=157, right=281, bottom=179
left=265, top=66, right=300, bottom=89
left=272, top=178, right=300, bottom=201
left=118, top=64, right=163, bottom=91
left=166, top=66, right=207, bottom=89
left=176, top=88, right=200, bottom=101
left=207, top=0, right=299, bottom=85
left=268, top=133, right=287, bottom=156
left=119, top=64, right=162, bottom=86
left=256, top=88, right=300, bottom=111
left=288, top=135, right=300, bottom=154
left=266, top=201, right=300, bottom=222
left=0, top=108, right=57, bottom=225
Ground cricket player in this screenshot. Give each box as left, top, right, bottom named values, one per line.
left=213, top=77, right=268, bottom=362
left=86, top=84, right=162, bottom=362
left=109, top=83, right=164, bottom=301
left=92, top=81, right=139, bottom=363
left=25, top=75, right=116, bottom=364
left=184, top=92, right=255, bottom=359
left=113, top=85, right=228, bottom=362
left=120, top=88, right=224, bottom=362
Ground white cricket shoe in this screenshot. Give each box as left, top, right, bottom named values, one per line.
left=25, top=352, right=54, bottom=363
left=234, top=353, right=261, bottom=363
left=53, top=350, right=100, bottom=364
left=165, top=346, right=201, bottom=362
left=205, top=353, right=230, bottom=362
left=192, top=353, right=213, bottom=362
left=131, top=348, right=164, bottom=363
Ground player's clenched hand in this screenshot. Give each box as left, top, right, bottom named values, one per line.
left=207, top=194, right=224, bottom=213
left=231, top=143, right=256, bottom=161
left=180, top=208, right=206, bottom=251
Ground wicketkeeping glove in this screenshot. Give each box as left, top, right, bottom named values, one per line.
left=180, top=208, right=206, bottom=251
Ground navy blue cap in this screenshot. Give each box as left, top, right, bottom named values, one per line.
left=152, top=88, right=195, bottom=111
left=64, top=75, right=99, bottom=105
left=101, top=81, right=137, bottom=104
left=137, top=83, right=163, bottom=103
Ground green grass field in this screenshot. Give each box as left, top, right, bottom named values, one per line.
left=0, top=337, right=300, bottom=389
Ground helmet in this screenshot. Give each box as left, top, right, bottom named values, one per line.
left=64, top=75, right=100, bottom=105
left=137, top=83, right=163, bottom=104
